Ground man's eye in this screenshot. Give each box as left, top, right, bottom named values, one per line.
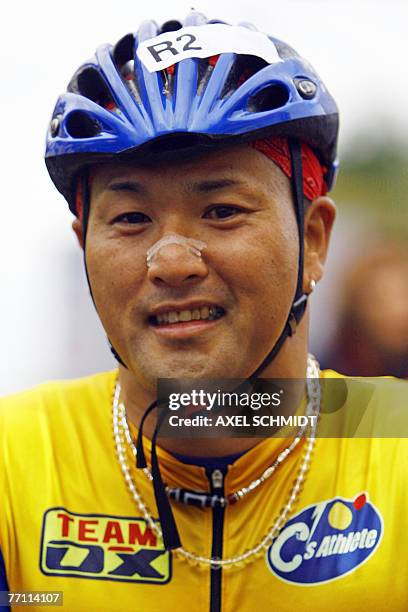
left=113, top=212, right=151, bottom=224
left=204, top=206, right=243, bottom=220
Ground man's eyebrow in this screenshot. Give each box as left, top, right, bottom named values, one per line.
left=108, top=180, right=147, bottom=194
left=190, top=178, right=243, bottom=193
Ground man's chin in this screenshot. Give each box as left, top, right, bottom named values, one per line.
left=132, top=353, right=228, bottom=381
left=126, top=335, right=245, bottom=380
left=148, top=362, right=218, bottom=380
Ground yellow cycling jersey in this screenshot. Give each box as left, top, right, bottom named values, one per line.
left=1, top=370, right=408, bottom=611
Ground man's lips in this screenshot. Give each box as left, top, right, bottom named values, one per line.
left=149, top=316, right=223, bottom=338
left=148, top=302, right=225, bottom=326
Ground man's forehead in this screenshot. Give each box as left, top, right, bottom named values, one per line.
left=91, top=144, right=287, bottom=191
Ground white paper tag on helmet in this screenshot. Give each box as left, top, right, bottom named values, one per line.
left=137, top=24, right=282, bottom=73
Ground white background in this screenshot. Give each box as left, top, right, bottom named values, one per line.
left=1, top=0, right=407, bottom=394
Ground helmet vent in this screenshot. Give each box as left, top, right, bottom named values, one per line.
left=113, top=34, right=141, bottom=103
left=247, top=83, right=289, bottom=112
left=66, top=111, right=101, bottom=139
left=69, top=67, right=116, bottom=110
left=113, top=34, right=135, bottom=68
left=220, top=55, right=268, bottom=99
left=160, top=20, right=183, bottom=33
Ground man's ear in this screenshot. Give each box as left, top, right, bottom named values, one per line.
left=303, top=196, right=336, bottom=292
left=72, top=218, right=85, bottom=250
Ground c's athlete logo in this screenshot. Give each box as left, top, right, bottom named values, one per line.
left=40, top=508, right=171, bottom=584
left=266, top=493, right=383, bottom=585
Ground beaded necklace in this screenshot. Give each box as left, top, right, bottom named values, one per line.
left=112, top=354, right=320, bottom=568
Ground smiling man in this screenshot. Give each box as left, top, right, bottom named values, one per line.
left=1, top=11, right=408, bottom=612
left=82, top=149, right=318, bottom=382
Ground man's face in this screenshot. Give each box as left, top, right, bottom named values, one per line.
left=83, top=145, right=299, bottom=383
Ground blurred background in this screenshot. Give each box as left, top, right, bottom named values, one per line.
left=1, top=0, right=407, bottom=395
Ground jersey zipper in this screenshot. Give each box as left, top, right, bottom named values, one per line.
left=206, top=467, right=227, bottom=612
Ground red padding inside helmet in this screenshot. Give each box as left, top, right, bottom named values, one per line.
left=251, top=137, right=327, bottom=201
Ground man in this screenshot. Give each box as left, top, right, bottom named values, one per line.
left=1, top=11, right=407, bottom=612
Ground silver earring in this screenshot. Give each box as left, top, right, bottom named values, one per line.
left=309, top=279, right=316, bottom=293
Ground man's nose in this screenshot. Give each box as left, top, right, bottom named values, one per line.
left=147, top=243, right=209, bottom=287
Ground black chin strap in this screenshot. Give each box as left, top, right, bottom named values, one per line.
left=135, top=401, right=182, bottom=550
left=134, top=138, right=310, bottom=551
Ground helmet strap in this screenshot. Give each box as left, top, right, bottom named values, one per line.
left=289, top=138, right=306, bottom=309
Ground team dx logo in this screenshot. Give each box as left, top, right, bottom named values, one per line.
left=267, top=493, right=383, bottom=585
left=40, top=509, right=171, bottom=584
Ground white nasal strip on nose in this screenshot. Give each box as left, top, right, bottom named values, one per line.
left=146, top=234, right=207, bottom=268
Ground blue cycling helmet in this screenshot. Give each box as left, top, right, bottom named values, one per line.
left=45, top=11, right=339, bottom=214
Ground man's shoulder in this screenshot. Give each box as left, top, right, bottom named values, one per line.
left=321, top=369, right=408, bottom=438
left=0, top=370, right=117, bottom=427
left=322, top=369, right=407, bottom=401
